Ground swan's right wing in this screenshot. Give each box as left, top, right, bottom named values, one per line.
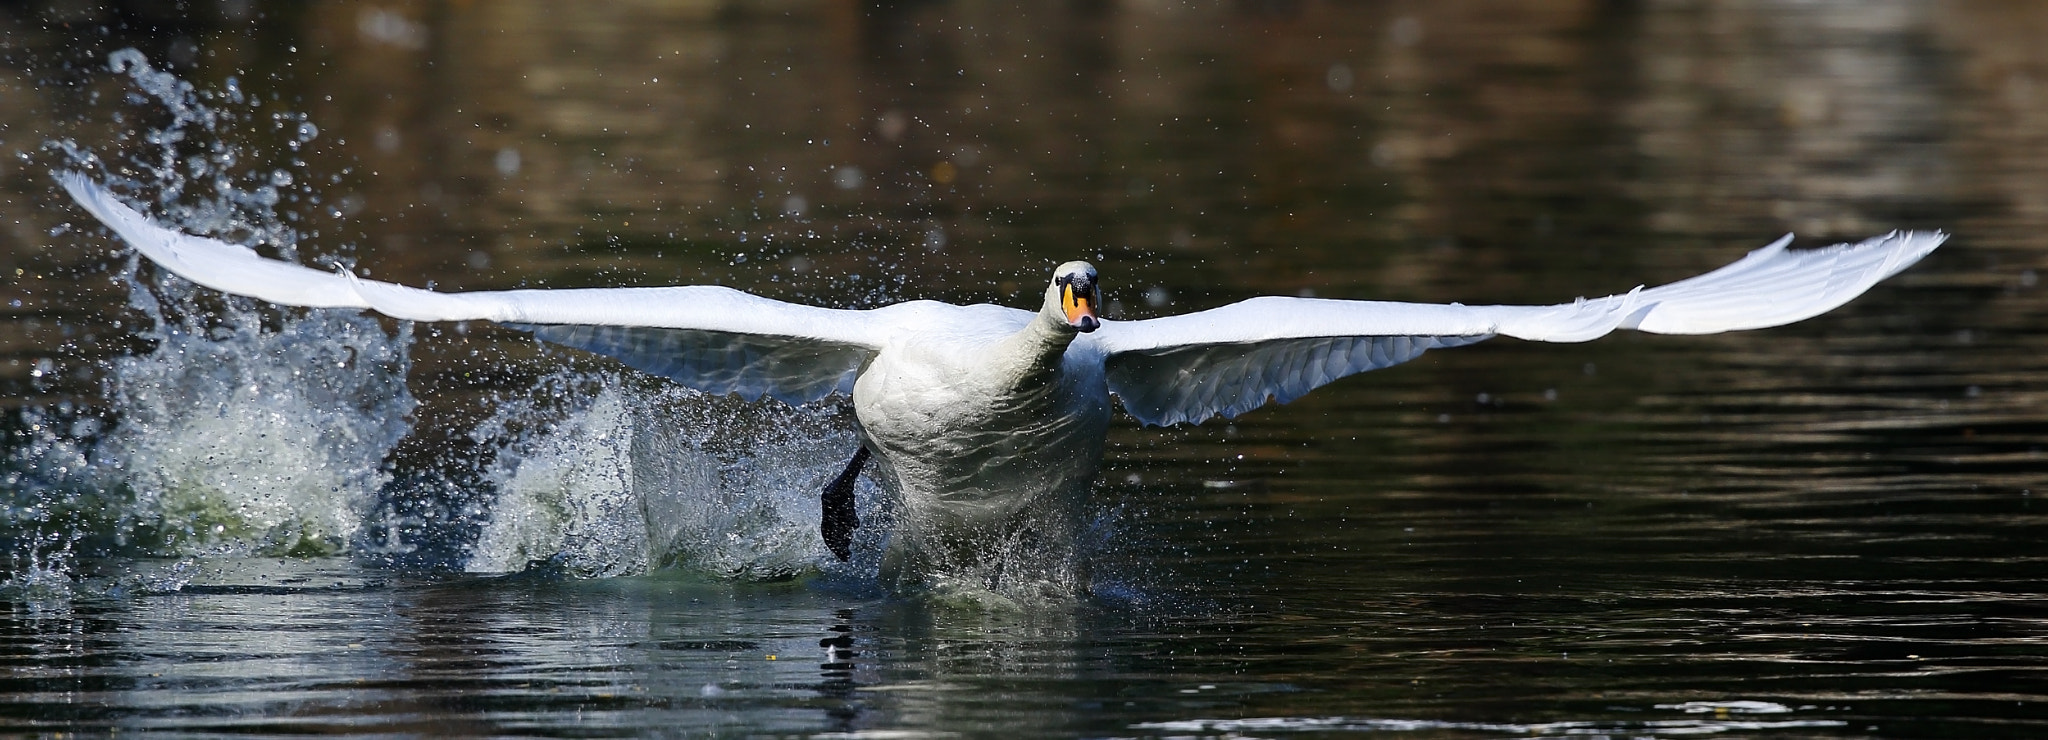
left=1094, top=231, right=1945, bottom=426
left=61, top=172, right=889, bottom=404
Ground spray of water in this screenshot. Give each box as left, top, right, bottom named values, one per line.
left=97, top=305, right=413, bottom=558
left=86, top=51, right=414, bottom=563
left=4, top=49, right=416, bottom=593
left=466, top=370, right=883, bottom=581
left=1, top=407, right=103, bottom=598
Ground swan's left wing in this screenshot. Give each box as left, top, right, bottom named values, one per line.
left=61, top=172, right=890, bottom=404
left=1091, top=231, right=1945, bottom=426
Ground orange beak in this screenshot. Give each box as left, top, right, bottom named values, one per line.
left=1062, top=283, right=1100, bottom=332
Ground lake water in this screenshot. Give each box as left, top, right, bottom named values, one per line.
left=3, top=1, right=2046, bottom=736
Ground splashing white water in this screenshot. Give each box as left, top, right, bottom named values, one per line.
left=460, top=369, right=1134, bottom=604
left=466, top=372, right=881, bottom=579
left=26, top=47, right=419, bottom=562
left=97, top=306, right=414, bottom=556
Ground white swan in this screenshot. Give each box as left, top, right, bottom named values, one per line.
left=59, top=173, right=1945, bottom=585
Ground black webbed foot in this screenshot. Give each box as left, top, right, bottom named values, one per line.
left=821, top=446, right=869, bottom=561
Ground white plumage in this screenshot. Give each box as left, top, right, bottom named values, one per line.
left=59, top=172, right=1945, bottom=583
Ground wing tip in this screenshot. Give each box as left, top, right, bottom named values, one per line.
left=1753, top=228, right=1946, bottom=267
left=1827, top=228, right=1948, bottom=282
left=53, top=172, right=154, bottom=236
left=54, top=170, right=123, bottom=225
left=1826, top=228, right=1948, bottom=257
left=1887, top=228, right=1949, bottom=262
left=1629, top=227, right=1947, bottom=335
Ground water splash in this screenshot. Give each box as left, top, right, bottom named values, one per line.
left=96, top=305, right=413, bottom=557
left=1, top=405, right=104, bottom=589
left=466, top=370, right=883, bottom=581
left=81, top=48, right=413, bottom=560
left=5, top=48, right=417, bottom=581
left=462, top=370, right=1136, bottom=603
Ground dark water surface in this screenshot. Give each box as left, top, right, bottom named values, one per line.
left=3, top=1, right=2046, bottom=736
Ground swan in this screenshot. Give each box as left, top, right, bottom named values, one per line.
left=58, top=173, right=1945, bottom=586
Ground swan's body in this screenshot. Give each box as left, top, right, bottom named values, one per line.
left=852, top=306, right=1112, bottom=583
left=59, top=173, right=1945, bottom=588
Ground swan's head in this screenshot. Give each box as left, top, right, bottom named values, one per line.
left=1046, top=261, right=1101, bottom=333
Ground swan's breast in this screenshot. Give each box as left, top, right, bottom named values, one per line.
left=852, top=332, right=1110, bottom=528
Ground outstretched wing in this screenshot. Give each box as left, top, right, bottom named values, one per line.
left=1090, top=231, right=1946, bottom=426
left=60, top=172, right=890, bottom=404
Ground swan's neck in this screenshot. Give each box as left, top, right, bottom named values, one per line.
left=988, top=313, right=1078, bottom=385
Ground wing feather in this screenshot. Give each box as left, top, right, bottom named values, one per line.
left=1102, top=334, right=1488, bottom=426
left=524, top=325, right=869, bottom=404
left=1093, top=231, right=1943, bottom=426
left=60, top=172, right=888, bottom=402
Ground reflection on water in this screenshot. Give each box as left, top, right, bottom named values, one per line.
left=2, top=0, right=2047, bottom=735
